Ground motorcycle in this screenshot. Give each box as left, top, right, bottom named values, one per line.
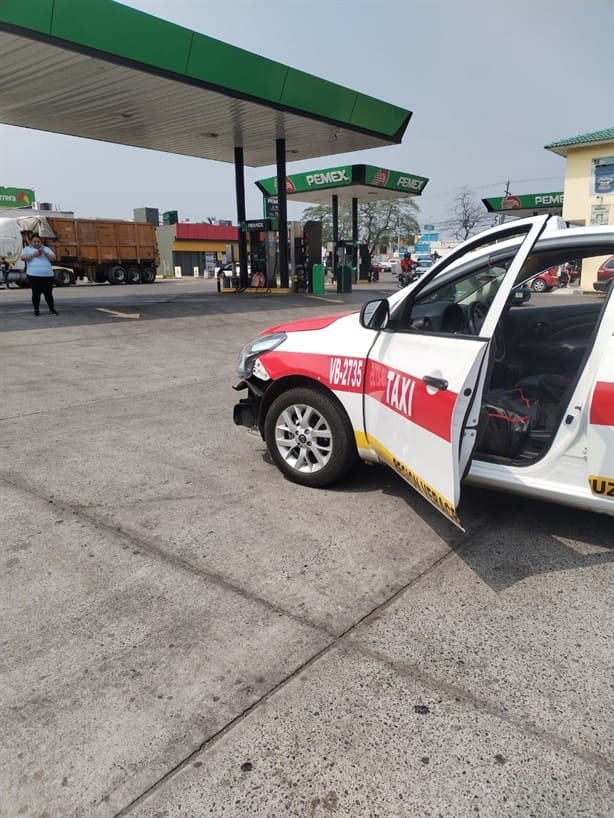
left=397, top=268, right=419, bottom=288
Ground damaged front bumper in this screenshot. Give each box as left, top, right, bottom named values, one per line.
left=232, top=379, right=264, bottom=429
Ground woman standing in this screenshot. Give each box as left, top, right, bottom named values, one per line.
left=21, top=235, right=58, bottom=316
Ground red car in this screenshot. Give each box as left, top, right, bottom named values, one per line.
left=593, top=255, right=614, bottom=293
left=531, top=262, right=580, bottom=292
left=530, top=267, right=560, bottom=292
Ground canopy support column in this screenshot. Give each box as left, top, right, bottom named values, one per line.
left=276, top=138, right=289, bottom=288
left=332, top=192, right=339, bottom=266
left=332, top=193, right=339, bottom=288
left=351, top=196, right=358, bottom=273
left=234, top=146, right=249, bottom=288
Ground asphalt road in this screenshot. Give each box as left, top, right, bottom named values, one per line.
left=1, top=276, right=612, bottom=818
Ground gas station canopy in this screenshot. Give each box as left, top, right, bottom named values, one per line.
left=256, top=164, right=429, bottom=204
left=0, top=0, right=411, bottom=167
left=482, top=192, right=564, bottom=219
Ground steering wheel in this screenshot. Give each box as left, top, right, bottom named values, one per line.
left=468, top=300, right=506, bottom=362
left=468, top=301, right=488, bottom=334
left=492, top=324, right=506, bottom=362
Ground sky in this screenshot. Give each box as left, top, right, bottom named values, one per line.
left=2, top=0, right=613, bottom=237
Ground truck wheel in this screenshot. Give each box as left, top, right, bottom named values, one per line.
left=141, top=267, right=156, bottom=283
left=54, top=268, right=72, bottom=287
left=107, top=265, right=127, bottom=285
left=264, top=387, right=358, bottom=488
left=126, top=266, right=142, bottom=284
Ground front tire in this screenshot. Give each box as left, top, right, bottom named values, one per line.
left=531, top=277, right=547, bottom=293
left=264, top=387, right=358, bottom=488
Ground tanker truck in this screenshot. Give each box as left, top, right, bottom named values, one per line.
left=0, top=213, right=159, bottom=286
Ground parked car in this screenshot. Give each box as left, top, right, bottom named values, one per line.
left=593, top=255, right=614, bottom=293
left=386, top=257, right=401, bottom=275
left=370, top=259, right=386, bottom=277
left=530, top=266, right=560, bottom=292
left=215, top=261, right=251, bottom=279
left=531, top=261, right=580, bottom=292
left=233, top=215, right=614, bottom=528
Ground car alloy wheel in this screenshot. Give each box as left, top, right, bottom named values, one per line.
left=264, top=387, right=358, bottom=487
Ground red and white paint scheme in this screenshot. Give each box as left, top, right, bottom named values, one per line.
left=234, top=216, right=614, bottom=527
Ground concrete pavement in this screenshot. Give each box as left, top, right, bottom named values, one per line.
left=1, top=279, right=612, bottom=817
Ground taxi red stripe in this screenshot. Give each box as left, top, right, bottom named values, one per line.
left=590, top=381, right=614, bottom=426
left=261, top=352, right=456, bottom=441
left=365, top=359, right=456, bottom=442
left=262, top=351, right=364, bottom=393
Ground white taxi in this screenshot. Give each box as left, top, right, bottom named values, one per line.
left=233, top=216, right=614, bottom=528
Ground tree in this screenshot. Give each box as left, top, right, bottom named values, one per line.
left=446, top=186, right=491, bottom=241
left=301, top=198, right=420, bottom=256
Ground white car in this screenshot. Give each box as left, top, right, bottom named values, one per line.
left=233, top=216, right=614, bottom=528
left=414, top=256, right=435, bottom=276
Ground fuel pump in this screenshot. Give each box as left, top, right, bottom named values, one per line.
left=289, top=220, right=322, bottom=292
left=304, top=220, right=323, bottom=292
left=358, top=243, right=370, bottom=281
left=289, top=222, right=305, bottom=291
left=241, top=218, right=277, bottom=287
left=248, top=230, right=266, bottom=281
left=337, top=241, right=355, bottom=293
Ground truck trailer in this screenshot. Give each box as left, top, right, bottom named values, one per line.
left=0, top=213, right=159, bottom=286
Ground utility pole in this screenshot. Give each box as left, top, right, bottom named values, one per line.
left=497, top=179, right=511, bottom=225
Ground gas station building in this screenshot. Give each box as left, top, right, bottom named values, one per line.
left=482, top=127, right=614, bottom=289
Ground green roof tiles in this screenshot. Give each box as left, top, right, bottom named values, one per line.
left=545, top=127, right=614, bottom=152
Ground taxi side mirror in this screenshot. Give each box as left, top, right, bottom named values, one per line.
left=360, top=298, right=390, bottom=330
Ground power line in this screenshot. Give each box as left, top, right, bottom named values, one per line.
left=422, top=175, right=563, bottom=200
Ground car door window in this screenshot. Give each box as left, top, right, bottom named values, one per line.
left=399, top=262, right=509, bottom=336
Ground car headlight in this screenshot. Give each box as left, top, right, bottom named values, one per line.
left=237, top=331, right=287, bottom=379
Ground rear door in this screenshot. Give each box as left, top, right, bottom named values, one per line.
left=587, top=290, right=614, bottom=502
left=362, top=216, right=549, bottom=527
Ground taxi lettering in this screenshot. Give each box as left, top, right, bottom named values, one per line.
left=329, top=356, right=364, bottom=388
left=385, top=371, right=415, bottom=418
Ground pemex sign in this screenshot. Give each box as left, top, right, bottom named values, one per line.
left=0, top=186, right=35, bottom=208
left=483, top=192, right=564, bottom=212
left=256, top=164, right=428, bottom=198
left=257, top=166, right=354, bottom=196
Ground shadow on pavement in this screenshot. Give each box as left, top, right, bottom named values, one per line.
left=284, top=456, right=614, bottom=594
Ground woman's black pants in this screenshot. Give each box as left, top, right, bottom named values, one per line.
left=27, top=275, right=55, bottom=312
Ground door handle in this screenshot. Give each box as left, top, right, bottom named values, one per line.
left=422, top=375, right=448, bottom=391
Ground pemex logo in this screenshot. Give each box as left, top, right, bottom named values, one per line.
left=502, top=195, right=521, bottom=209
left=16, top=190, right=31, bottom=205
left=272, top=177, right=296, bottom=194
left=372, top=169, right=390, bottom=187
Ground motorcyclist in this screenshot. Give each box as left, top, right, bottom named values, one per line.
left=399, top=253, right=416, bottom=286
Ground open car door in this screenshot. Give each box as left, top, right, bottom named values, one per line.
left=362, top=215, right=550, bottom=528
